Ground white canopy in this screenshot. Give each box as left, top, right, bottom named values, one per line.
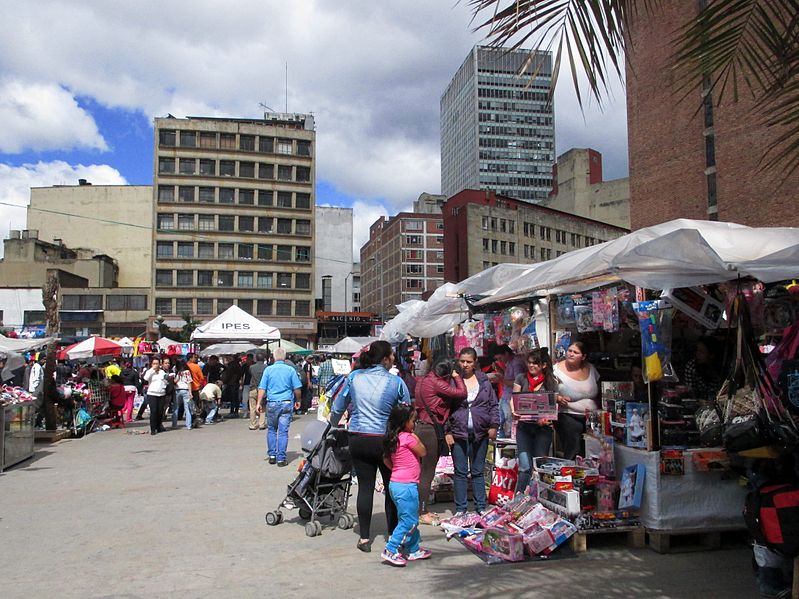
left=156, top=337, right=180, bottom=351
left=191, top=305, right=281, bottom=342
left=0, top=334, right=53, bottom=381
left=199, top=342, right=261, bottom=357
left=381, top=283, right=469, bottom=342
left=117, top=337, right=134, bottom=346
left=330, top=336, right=380, bottom=354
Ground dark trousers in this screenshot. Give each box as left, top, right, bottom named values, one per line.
left=300, top=386, right=312, bottom=412
left=348, top=433, right=397, bottom=540
left=148, top=394, right=165, bottom=433
left=416, top=421, right=440, bottom=513
left=556, top=413, right=585, bottom=460
left=136, top=396, right=148, bottom=420
left=223, top=384, right=239, bottom=414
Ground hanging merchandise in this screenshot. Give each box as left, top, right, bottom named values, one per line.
left=602, top=287, right=620, bottom=333
left=573, top=294, right=596, bottom=333
left=508, top=306, right=532, bottom=353
left=633, top=300, right=677, bottom=383
left=494, top=313, right=510, bottom=345
left=557, top=295, right=576, bottom=325
left=592, top=292, right=605, bottom=330
left=462, top=320, right=485, bottom=356
left=661, top=287, right=726, bottom=330
left=482, top=314, right=496, bottom=341
left=553, top=330, right=571, bottom=361
left=453, top=324, right=469, bottom=355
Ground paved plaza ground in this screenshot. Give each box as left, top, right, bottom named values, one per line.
left=0, top=413, right=760, bottom=599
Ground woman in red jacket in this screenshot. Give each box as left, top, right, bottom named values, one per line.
left=415, top=359, right=467, bottom=525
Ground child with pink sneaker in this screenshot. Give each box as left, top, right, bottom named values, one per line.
left=380, top=404, right=432, bottom=567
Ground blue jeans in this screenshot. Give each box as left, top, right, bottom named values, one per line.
left=452, top=434, right=489, bottom=513
left=266, top=400, right=293, bottom=462
left=203, top=400, right=218, bottom=424
left=515, top=421, right=553, bottom=493
left=499, top=396, right=512, bottom=437
left=174, top=389, right=192, bottom=429
left=386, top=481, right=421, bottom=554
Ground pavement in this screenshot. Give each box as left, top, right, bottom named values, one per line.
left=0, top=412, right=760, bottom=599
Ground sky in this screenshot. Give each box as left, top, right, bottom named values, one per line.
left=0, top=0, right=628, bottom=260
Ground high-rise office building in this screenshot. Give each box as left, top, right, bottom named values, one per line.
left=152, top=113, right=317, bottom=345
left=441, top=45, right=555, bottom=203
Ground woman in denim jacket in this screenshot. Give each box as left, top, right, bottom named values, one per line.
left=445, top=347, right=500, bottom=515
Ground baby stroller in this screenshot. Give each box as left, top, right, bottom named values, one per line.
left=265, top=420, right=354, bottom=537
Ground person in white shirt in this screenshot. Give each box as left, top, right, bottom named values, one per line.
left=143, top=358, right=169, bottom=435
left=30, top=354, right=47, bottom=428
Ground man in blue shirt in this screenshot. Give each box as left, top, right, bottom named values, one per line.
left=256, top=347, right=302, bottom=466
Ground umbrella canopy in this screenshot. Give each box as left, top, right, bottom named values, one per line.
left=275, top=339, right=313, bottom=356
left=117, top=337, right=134, bottom=346
left=59, top=337, right=123, bottom=360
left=156, top=337, right=180, bottom=351
left=199, top=342, right=260, bottom=357
left=191, top=305, right=281, bottom=342
left=330, top=336, right=380, bottom=354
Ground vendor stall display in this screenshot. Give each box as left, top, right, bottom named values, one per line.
left=0, top=386, right=36, bottom=472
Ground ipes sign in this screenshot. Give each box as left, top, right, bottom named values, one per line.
left=222, top=323, right=251, bottom=330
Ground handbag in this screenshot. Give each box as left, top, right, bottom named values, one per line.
left=722, top=413, right=766, bottom=452
left=417, top=394, right=449, bottom=457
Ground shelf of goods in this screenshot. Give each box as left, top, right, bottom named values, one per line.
left=1, top=401, right=36, bottom=473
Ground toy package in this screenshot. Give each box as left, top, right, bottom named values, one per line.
left=480, top=527, right=525, bottom=562
left=618, top=464, right=646, bottom=510
left=633, top=300, right=677, bottom=383
left=625, top=402, right=649, bottom=449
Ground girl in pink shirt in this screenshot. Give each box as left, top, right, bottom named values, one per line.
left=380, top=404, right=430, bottom=567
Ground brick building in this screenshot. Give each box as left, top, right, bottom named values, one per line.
left=443, top=189, right=627, bottom=282
left=626, top=0, right=799, bottom=228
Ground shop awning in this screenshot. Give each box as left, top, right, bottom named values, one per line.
left=329, top=336, right=380, bottom=354
left=190, top=305, right=281, bottom=342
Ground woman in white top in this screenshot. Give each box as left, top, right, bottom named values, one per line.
left=172, top=359, right=194, bottom=430
left=553, top=341, right=599, bottom=459
left=143, top=358, right=169, bottom=435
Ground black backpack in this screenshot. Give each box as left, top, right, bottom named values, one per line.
left=743, top=483, right=799, bottom=557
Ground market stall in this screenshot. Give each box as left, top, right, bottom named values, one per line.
left=190, top=305, right=281, bottom=343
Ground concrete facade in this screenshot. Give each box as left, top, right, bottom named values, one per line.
left=28, top=184, right=153, bottom=288
left=545, top=148, right=630, bottom=229
left=314, top=206, right=353, bottom=313
left=443, top=189, right=628, bottom=282
left=0, top=288, right=45, bottom=330
left=441, top=45, right=555, bottom=203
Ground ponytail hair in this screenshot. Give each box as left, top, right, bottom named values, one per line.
left=383, top=403, right=415, bottom=461
left=357, top=340, right=393, bottom=370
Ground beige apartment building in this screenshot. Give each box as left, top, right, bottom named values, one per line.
left=152, top=114, right=316, bottom=345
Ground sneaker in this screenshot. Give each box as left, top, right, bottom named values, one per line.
left=406, top=548, right=432, bottom=561
left=258, top=426, right=266, bottom=430
left=268, top=456, right=277, bottom=465
left=277, top=461, right=288, bottom=467
left=248, top=426, right=258, bottom=430
left=381, top=549, right=407, bottom=567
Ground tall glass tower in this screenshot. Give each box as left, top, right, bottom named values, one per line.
left=440, top=46, right=555, bottom=203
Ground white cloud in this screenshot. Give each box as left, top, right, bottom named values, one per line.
left=0, top=161, right=127, bottom=255
left=0, top=79, right=108, bottom=153
left=351, top=200, right=390, bottom=260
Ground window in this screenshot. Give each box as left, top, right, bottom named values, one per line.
left=296, top=273, right=310, bottom=289
left=258, top=190, right=273, bottom=206
left=176, top=270, right=193, bottom=286
left=295, top=193, right=311, bottom=209
left=156, top=242, right=173, bottom=258
left=277, top=192, right=292, bottom=208
left=199, top=159, right=215, bottom=176
left=198, top=242, right=214, bottom=258
left=197, top=298, right=213, bottom=314
left=508, top=221, right=515, bottom=234
left=258, top=163, right=273, bottom=179
left=217, top=298, right=234, bottom=313
left=436, top=251, right=444, bottom=260
left=219, top=215, right=234, bottom=231
left=178, top=186, right=195, bottom=202
left=482, top=238, right=489, bottom=252
left=500, top=219, right=507, bottom=233
left=238, top=299, right=253, bottom=314
left=257, top=272, right=273, bottom=288
left=239, top=161, right=255, bottom=178
left=177, top=242, right=194, bottom=258
left=295, top=219, right=310, bottom=235
left=220, top=134, right=235, bottom=149
left=155, top=298, right=172, bottom=315
left=500, top=241, right=507, bottom=255
left=257, top=299, right=273, bottom=315
left=179, top=131, right=196, bottom=147
left=60, top=294, right=101, bottom=310
left=277, top=272, right=292, bottom=288
left=540, top=247, right=546, bottom=261
left=106, top=295, right=147, bottom=311
left=239, top=134, right=255, bottom=151
left=239, top=216, right=254, bottom=232
left=238, top=189, right=254, bottom=205
left=436, top=222, right=444, bottom=230
left=277, top=165, right=292, bottom=181
left=436, top=236, right=443, bottom=244
left=297, top=140, right=311, bottom=156
left=199, top=187, right=215, bottom=203
left=259, top=137, right=273, bottom=153
left=276, top=138, right=292, bottom=154
left=405, top=220, right=423, bottom=231
left=155, top=270, right=173, bottom=286
left=405, top=249, right=422, bottom=260
left=296, top=166, right=310, bottom=182
left=491, top=239, right=498, bottom=254
left=218, top=243, right=234, bottom=259
left=159, top=129, right=176, bottom=146
left=276, top=245, right=292, bottom=261
left=406, top=264, right=423, bottom=274
left=238, top=243, right=253, bottom=259
left=219, top=160, right=235, bottom=176
left=198, top=215, right=214, bottom=231
left=436, top=265, right=445, bottom=273
left=158, top=214, right=174, bottom=230
left=158, top=157, right=175, bottom=174
left=295, top=300, right=310, bottom=316
left=406, top=235, right=421, bottom=245
left=199, top=132, right=216, bottom=148
left=257, top=244, right=273, bottom=260
left=158, top=186, right=174, bottom=202
left=178, top=214, right=194, bottom=230
left=176, top=298, right=193, bottom=314
left=258, top=217, right=273, bottom=233
left=406, top=279, right=422, bottom=289
left=482, top=216, right=489, bottom=230
left=238, top=271, right=253, bottom=287
left=509, top=242, right=516, bottom=256
left=179, top=158, right=195, bottom=175
left=276, top=300, right=292, bottom=316
left=219, top=188, right=235, bottom=204
left=277, top=218, right=292, bottom=234
left=217, top=272, right=233, bottom=287
left=295, top=247, right=310, bottom=262
left=197, top=270, right=213, bottom=286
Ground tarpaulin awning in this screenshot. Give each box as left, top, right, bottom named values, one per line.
left=191, top=305, right=281, bottom=342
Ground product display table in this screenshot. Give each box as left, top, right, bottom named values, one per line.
left=1, top=401, right=36, bottom=473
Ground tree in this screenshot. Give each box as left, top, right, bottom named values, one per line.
left=469, top=0, right=799, bottom=173
left=179, top=313, right=202, bottom=343
left=41, top=271, right=60, bottom=430
left=154, top=316, right=171, bottom=340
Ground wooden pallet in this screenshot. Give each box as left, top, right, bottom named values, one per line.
left=570, top=526, right=645, bottom=553
left=646, top=527, right=747, bottom=554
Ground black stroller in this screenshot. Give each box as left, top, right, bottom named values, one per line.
left=265, top=420, right=354, bottom=537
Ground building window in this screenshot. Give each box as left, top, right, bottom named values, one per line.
left=297, top=140, right=311, bottom=156
left=258, top=190, right=273, bottom=206
left=217, top=272, right=233, bottom=287
left=491, top=240, right=498, bottom=254
left=156, top=242, right=173, bottom=258
left=239, top=189, right=254, bottom=205
left=198, top=242, right=214, bottom=258
left=158, top=157, right=175, bottom=174
left=177, top=242, right=194, bottom=258
left=259, top=137, right=273, bottom=153
left=179, top=158, right=196, bottom=175
left=198, top=187, right=215, bottom=203
left=436, top=236, right=443, bottom=244
left=238, top=271, right=253, bottom=287
left=482, top=216, right=489, bottom=230
left=217, top=298, right=234, bottom=313
left=220, top=134, right=235, bottom=150
left=178, top=186, right=195, bottom=202
left=239, top=161, right=255, bottom=178
left=237, top=299, right=253, bottom=314
left=436, top=265, right=445, bottom=273
left=277, top=165, right=292, bottom=181
left=219, top=160, right=235, bottom=176
left=158, top=186, right=174, bottom=202
left=500, top=241, right=507, bottom=255
left=238, top=243, right=254, bottom=259
left=155, top=270, right=173, bottom=286
left=436, top=251, right=443, bottom=260
left=500, top=219, right=507, bottom=233
left=176, top=270, right=193, bottom=286
left=218, top=243, right=234, bottom=259
left=405, top=220, right=423, bottom=231
left=295, top=300, right=310, bottom=316
left=155, top=298, right=173, bottom=315
left=405, top=249, right=422, bottom=260
left=158, top=214, right=174, bottom=230
left=197, top=298, right=213, bottom=314
left=198, top=215, right=214, bottom=231
left=509, top=242, right=516, bottom=256
left=199, top=132, right=216, bottom=149
left=174, top=298, right=192, bottom=314
left=219, top=188, right=235, bottom=204
left=178, top=214, right=194, bottom=230
left=219, top=215, right=234, bottom=231
left=199, top=159, right=215, bottom=176
left=257, top=272, right=273, bottom=288
left=159, top=129, right=176, bottom=146
left=296, top=166, right=311, bottom=182
left=276, top=138, right=292, bottom=154
left=406, top=235, right=421, bottom=245
left=276, top=245, right=292, bottom=261
left=277, top=218, right=292, bottom=234
left=257, top=244, right=273, bottom=260
left=258, top=163, right=273, bottom=179
left=295, top=193, right=311, bottom=209
left=239, top=134, right=255, bottom=151
left=295, top=219, right=310, bottom=235
left=239, top=216, right=254, bottom=232
left=406, top=264, right=423, bottom=274
left=482, top=238, right=489, bottom=252
left=277, top=192, right=292, bottom=208
left=295, top=246, right=310, bottom=262
left=106, top=295, right=147, bottom=311
left=258, top=217, right=273, bottom=233
left=179, top=131, right=196, bottom=147
left=257, top=299, right=273, bottom=315
left=276, top=272, right=292, bottom=288
left=508, top=221, right=515, bottom=234
left=406, top=279, right=422, bottom=289
left=197, top=270, right=213, bottom=286
left=296, top=273, right=310, bottom=289
left=276, top=300, right=292, bottom=316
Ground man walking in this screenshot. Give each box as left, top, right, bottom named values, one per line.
left=186, top=353, right=205, bottom=420
left=248, top=352, right=267, bottom=431
left=255, top=347, right=301, bottom=466
left=30, top=354, right=46, bottom=427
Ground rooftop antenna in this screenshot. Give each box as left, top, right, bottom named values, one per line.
left=285, top=61, right=288, bottom=113
left=259, top=102, right=275, bottom=113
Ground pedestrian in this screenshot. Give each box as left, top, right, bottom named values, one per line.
left=220, top=355, right=242, bottom=417
left=202, top=355, right=224, bottom=391
left=300, top=355, right=314, bottom=414
left=255, top=347, right=302, bottom=466
left=380, top=403, right=432, bottom=567
left=30, top=354, right=46, bottom=427
left=186, top=353, right=205, bottom=411
left=172, top=359, right=194, bottom=430
left=240, top=354, right=253, bottom=418
left=329, top=340, right=410, bottom=553
left=199, top=381, right=222, bottom=425
left=142, top=357, right=169, bottom=435
left=247, top=352, right=268, bottom=431
left=317, top=354, right=334, bottom=394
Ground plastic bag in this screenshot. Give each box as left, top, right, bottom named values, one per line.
left=488, top=457, right=519, bottom=506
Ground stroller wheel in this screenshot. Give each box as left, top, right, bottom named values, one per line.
left=337, top=514, right=355, bottom=530
left=298, top=507, right=312, bottom=520
left=305, top=520, right=322, bottom=537
left=265, top=510, right=282, bottom=526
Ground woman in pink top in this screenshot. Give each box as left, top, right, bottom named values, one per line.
left=380, top=404, right=430, bottom=567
